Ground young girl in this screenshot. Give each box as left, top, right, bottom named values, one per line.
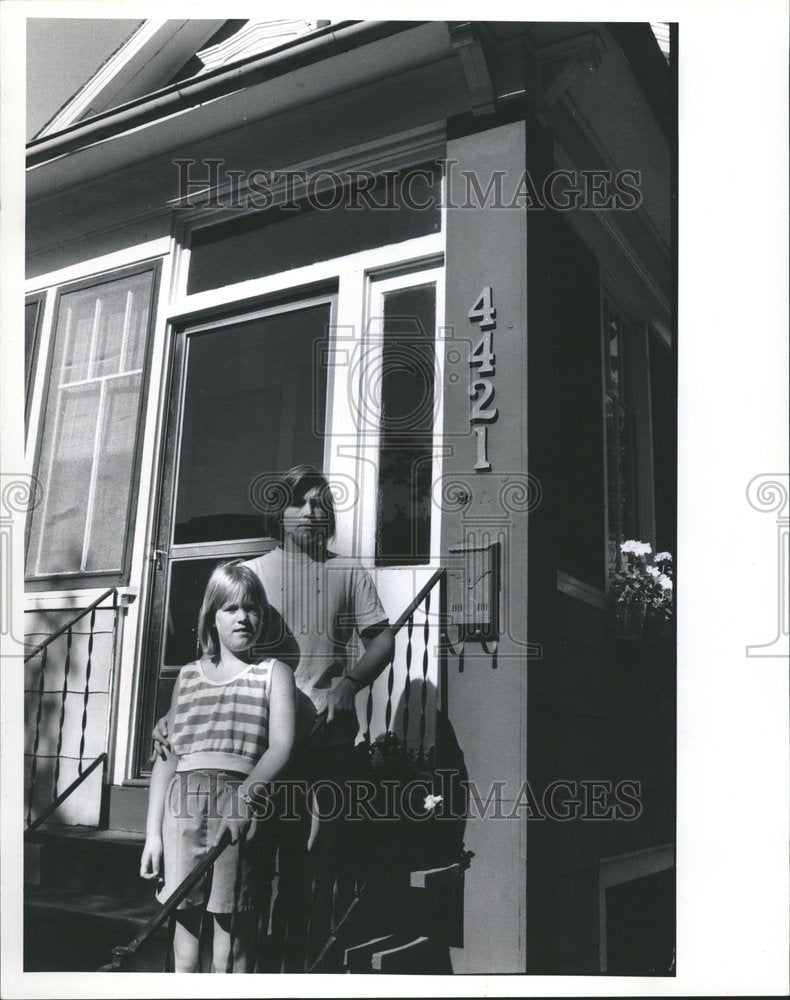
left=140, top=560, right=296, bottom=973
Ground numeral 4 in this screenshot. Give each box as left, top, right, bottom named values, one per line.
left=469, top=331, right=495, bottom=374
left=468, top=286, right=496, bottom=330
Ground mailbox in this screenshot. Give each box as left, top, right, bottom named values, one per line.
left=446, top=541, right=500, bottom=642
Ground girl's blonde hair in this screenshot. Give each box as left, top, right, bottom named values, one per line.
left=197, top=559, right=268, bottom=661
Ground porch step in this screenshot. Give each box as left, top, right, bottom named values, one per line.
left=24, top=823, right=166, bottom=971
left=344, top=932, right=451, bottom=973
left=24, top=886, right=166, bottom=972
left=25, top=824, right=147, bottom=894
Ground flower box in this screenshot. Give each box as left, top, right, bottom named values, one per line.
left=611, top=541, right=674, bottom=642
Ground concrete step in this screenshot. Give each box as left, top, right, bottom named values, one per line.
left=25, top=824, right=147, bottom=895
left=345, top=932, right=452, bottom=973
left=24, top=886, right=166, bottom=972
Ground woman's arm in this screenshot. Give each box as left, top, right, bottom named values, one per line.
left=214, top=660, right=297, bottom=844
left=324, top=622, right=394, bottom=721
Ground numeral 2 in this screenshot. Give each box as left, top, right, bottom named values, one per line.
left=470, top=379, right=497, bottom=421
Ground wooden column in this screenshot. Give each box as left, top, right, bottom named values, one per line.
left=441, top=120, right=529, bottom=973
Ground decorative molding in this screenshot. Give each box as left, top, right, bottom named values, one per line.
left=524, top=29, right=608, bottom=110
left=448, top=22, right=495, bottom=116
left=195, top=20, right=327, bottom=73
left=37, top=20, right=156, bottom=137
left=170, top=121, right=447, bottom=221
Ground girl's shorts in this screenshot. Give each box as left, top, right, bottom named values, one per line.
left=156, top=770, right=272, bottom=914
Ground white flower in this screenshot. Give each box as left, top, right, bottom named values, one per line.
left=423, top=794, right=443, bottom=813
left=654, top=551, right=673, bottom=563
left=621, top=539, right=652, bottom=557
left=646, top=565, right=660, bottom=578
left=657, top=574, right=673, bottom=590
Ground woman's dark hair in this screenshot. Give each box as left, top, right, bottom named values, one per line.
left=262, top=465, right=337, bottom=542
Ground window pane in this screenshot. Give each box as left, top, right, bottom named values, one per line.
left=618, top=403, right=639, bottom=541
left=85, top=374, right=142, bottom=571
left=27, top=268, right=155, bottom=580
left=187, top=165, right=442, bottom=295
left=61, top=293, right=96, bottom=384
left=376, top=284, right=436, bottom=566
left=605, top=301, right=621, bottom=393
left=605, top=394, right=620, bottom=573
left=173, top=304, right=330, bottom=544
left=606, top=394, right=639, bottom=577
left=124, top=276, right=153, bottom=372
left=32, top=383, right=100, bottom=575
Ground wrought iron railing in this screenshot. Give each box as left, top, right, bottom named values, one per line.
left=25, top=588, right=119, bottom=830
left=363, top=566, right=443, bottom=757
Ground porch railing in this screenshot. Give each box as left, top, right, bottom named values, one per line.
left=363, top=565, right=444, bottom=758
left=25, top=588, right=119, bottom=830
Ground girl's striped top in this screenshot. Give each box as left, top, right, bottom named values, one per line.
left=171, top=658, right=272, bottom=775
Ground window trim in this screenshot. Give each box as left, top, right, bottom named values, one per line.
left=25, top=260, right=162, bottom=592
left=24, top=292, right=46, bottom=437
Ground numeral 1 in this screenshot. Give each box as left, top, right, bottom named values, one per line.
left=474, top=426, right=491, bottom=471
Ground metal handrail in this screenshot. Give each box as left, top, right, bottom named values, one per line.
left=390, top=567, right=444, bottom=635
left=99, top=832, right=232, bottom=971
left=25, top=752, right=107, bottom=834
left=24, top=588, right=118, bottom=662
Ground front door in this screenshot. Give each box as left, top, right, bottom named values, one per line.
left=135, top=294, right=334, bottom=775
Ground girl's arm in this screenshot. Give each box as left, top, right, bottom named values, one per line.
left=214, top=660, right=296, bottom=844
left=140, top=672, right=182, bottom=879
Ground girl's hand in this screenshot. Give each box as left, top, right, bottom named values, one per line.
left=140, top=836, right=164, bottom=881
left=212, top=792, right=259, bottom=847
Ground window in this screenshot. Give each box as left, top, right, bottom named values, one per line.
left=26, top=264, right=159, bottom=586
left=603, top=296, right=640, bottom=577
left=373, top=277, right=438, bottom=566
left=172, top=301, right=331, bottom=544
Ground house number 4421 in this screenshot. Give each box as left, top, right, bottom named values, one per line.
left=468, top=285, right=497, bottom=472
